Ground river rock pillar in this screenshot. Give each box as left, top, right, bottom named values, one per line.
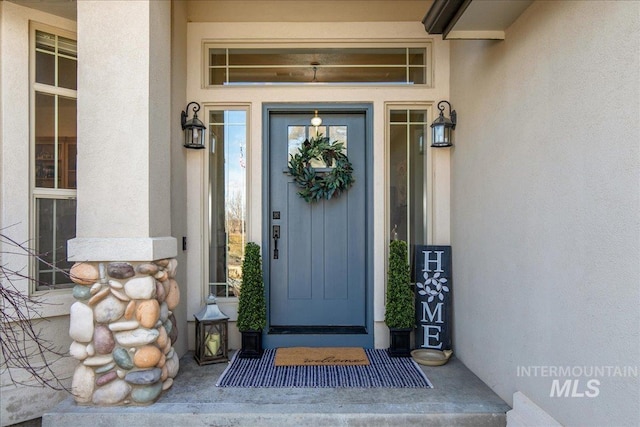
left=67, top=0, right=178, bottom=405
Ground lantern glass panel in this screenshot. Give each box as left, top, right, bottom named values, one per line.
left=444, top=127, right=452, bottom=145
left=185, top=126, right=205, bottom=148
left=195, top=318, right=229, bottom=365
left=433, top=125, right=444, bottom=146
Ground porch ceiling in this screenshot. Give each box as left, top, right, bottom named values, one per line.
left=7, top=0, right=435, bottom=24
left=187, top=0, right=434, bottom=23
left=8, top=0, right=77, bottom=21
left=9, top=0, right=531, bottom=39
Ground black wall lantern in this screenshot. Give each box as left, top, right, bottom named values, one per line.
left=431, top=100, right=457, bottom=148
left=181, top=101, right=206, bottom=149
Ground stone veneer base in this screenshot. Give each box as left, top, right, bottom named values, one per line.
left=68, top=258, right=181, bottom=406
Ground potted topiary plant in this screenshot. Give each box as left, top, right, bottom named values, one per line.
left=385, top=239, right=415, bottom=357
left=236, top=242, right=266, bottom=358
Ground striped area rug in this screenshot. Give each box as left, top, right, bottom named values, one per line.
left=216, top=349, right=433, bottom=388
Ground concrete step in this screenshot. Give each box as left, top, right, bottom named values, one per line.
left=43, top=352, right=509, bottom=427
left=44, top=401, right=506, bottom=427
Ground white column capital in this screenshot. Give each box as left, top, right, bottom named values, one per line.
left=68, top=236, right=177, bottom=262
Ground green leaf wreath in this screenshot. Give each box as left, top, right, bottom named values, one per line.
left=287, top=134, right=355, bottom=203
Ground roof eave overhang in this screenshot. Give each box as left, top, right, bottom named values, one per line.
left=423, top=0, right=533, bottom=40
left=422, top=0, right=472, bottom=39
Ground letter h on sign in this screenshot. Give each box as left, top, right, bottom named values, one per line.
left=414, top=246, right=452, bottom=350
left=423, top=250, right=444, bottom=273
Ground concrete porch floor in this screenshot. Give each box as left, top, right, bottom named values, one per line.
left=42, top=351, right=510, bottom=427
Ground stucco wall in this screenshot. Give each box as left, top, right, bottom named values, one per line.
left=170, top=0, right=189, bottom=358
left=0, top=316, right=75, bottom=426
left=450, top=1, right=640, bottom=426
left=0, top=3, right=77, bottom=425
left=1, top=1, right=189, bottom=423
left=75, top=0, right=172, bottom=240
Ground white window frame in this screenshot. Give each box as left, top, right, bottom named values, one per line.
left=29, top=22, right=77, bottom=296
left=385, top=103, right=436, bottom=257
left=202, top=103, right=252, bottom=301
left=202, top=41, right=433, bottom=88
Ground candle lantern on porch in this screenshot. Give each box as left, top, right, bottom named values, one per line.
left=194, top=294, right=229, bottom=365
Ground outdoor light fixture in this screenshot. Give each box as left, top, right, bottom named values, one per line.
left=310, top=61, right=321, bottom=83
left=194, top=293, right=229, bottom=365
left=310, top=110, right=323, bottom=135
left=311, top=110, right=322, bottom=127
left=181, top=101, right=206, bottom=149
left=431, top=100, right=457, bottom=147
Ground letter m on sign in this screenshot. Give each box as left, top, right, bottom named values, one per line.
left=421, top=301, right=443, bottom=323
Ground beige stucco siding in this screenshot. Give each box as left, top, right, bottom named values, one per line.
left=450, top=1, right=640, bottom=426
left=0, top=4, right=78, bottom=423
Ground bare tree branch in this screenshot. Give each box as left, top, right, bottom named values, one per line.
left=1, top=229, right=71, bottom=391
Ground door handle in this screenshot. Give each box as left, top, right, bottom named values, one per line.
left=272, top=225, right=280, bottom=259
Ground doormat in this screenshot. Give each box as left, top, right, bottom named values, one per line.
left=275, top=347, right=369, bottom=366
left=216, top=349, right=433, bottom=388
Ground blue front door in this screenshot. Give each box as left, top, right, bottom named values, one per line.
left=264, top=106, right=373, bottom=348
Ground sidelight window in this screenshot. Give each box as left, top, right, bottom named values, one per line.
left=208, top=108, right=248, bottom=298
left=388, top=109, right=428, bottom=249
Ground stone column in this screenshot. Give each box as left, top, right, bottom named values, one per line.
left=67, top=0, right=179, bottom=405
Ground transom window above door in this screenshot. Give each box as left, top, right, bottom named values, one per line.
left=205, top=44, right=431, bottom=86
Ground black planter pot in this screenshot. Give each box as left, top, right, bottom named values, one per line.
left=239, top=330, right=263, bottom=359
left=388, top=327, right=412, bottom=357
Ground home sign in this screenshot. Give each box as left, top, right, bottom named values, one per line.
left=414, top=245, right=452, bottom=350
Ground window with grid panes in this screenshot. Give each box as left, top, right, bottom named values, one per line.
left=32, top=27, right=77, bottom=291
left=206, top=46, right=429, bottom=86
left=388, top=109, right=428, bottom=254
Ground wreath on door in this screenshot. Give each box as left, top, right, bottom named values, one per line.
left=287, top=134, right=354, bottom=203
